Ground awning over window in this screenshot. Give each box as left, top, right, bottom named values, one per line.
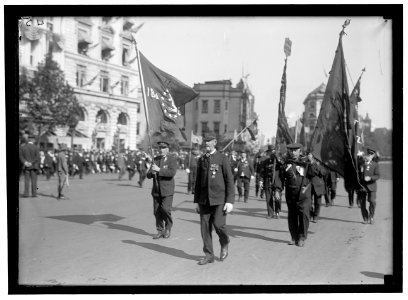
left=78, top=30, right=92, bottom=44
left=102, top=38, right=115, bottom=51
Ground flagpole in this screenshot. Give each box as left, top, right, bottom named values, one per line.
left=295, top=119, right=298, bottom=143
left=132, top=37, right=154, bottom=159
left=222, top=122, right=253, bottom=152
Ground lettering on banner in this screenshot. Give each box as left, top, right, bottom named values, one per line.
left=19, top=17, right=45, bottom=40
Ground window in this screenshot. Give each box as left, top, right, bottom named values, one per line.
left=136, top=122, right=140, bottom=135
left=136, top=103, right=141, bottom=113
left=225, top=101, right=228, bottom=110
left=213, top=122, right=220, bottom=135
left=201, top=122, right=208, bottom=135
left=194, top=123, right=198, bottom=133
left=122, top=43, right=130, bottom=66
left=78, top=108, right=86, bottom=121
left=76, top=65, right=86, bottom=87
left=224, top=124, right=227, bottom=133
left=77, top=26, right=92, bottom=55
left=101, top=35, right=115, bottom=61
left=121, top=76, right=129, bottom=96
left=202, top=100, right=208, bottom=113
left=117, top=113, right=127, bottom=126
left=96, top=110, right=108, bottom=123
left=195, top=101, right=198, bottom=110
left=30, top=40, right=39, bottom=66
left=100, top=71, right=109, bottom=93
left=214, top=100, right=221, bottom=113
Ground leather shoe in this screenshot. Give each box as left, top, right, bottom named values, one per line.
left=288, top=240, right=296, bottom=245
left=153, top=232, right=164, bottom=239
left=369, top=218, right=375, bottom=224
left=297, top=240, right=305, bottom=247
left=163, top=229, right=171, bottom=238
left=220, top=245, right=229, bottom=261
left=198, top=257, right=215, bottom=265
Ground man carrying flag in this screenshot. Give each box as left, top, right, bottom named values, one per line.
left=134, top=40, right=199, bottom=239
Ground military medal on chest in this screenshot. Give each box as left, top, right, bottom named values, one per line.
left=210, top=164, right=219, bottom=178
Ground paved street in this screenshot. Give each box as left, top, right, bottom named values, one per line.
left=17, top=166, right=393, bottom=286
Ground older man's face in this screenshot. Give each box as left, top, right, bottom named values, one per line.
left=288, top=148, right=301, bottom=159
left=204, top=139, right=217, bottom=153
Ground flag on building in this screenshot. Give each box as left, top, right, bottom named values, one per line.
left=276, top=57, right=294, bottom=146
left=20, top=23, right=46, bottom=41
left=246, top=119, right=258, bottom=141
left=233, top=129, right=238, bottom=141
left=138, top=51, right=199, bottom=139
left=310, top=21, right=362, bottom=191
left=83, top=73, right=99, bottom=87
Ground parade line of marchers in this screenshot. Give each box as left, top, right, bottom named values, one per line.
left=19, top=20, right=381, bottom=265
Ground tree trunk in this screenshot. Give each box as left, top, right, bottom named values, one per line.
left=70, top=127, right=74, bottom=150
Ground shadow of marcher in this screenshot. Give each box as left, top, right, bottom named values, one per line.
left=102, top=222, right=154, bottom=237
left=46, top=214, right=124, bottom=225
left=361, top=271, right=384, bottom=279
left=122, top=240, right=202, bottom=261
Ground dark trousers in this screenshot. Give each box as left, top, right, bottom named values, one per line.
left=311, top=192, right=322, bottom=218
left=255, top=174, right=261, bottom=196
left=199, top=203, right=229, bottom=259
left=265, top=187, right=281, bottom=216
left=188, top=170, right=197, bottom=192
left=237, top=176, right=250, bottom=200
left=23, top=169, right=38, bottom=197
left=118, top=166, right=126, bottom=180
left=359, top=190, right=377, bottom=221
left=324, top=187, right=336, bottom=205
left=73, top=167, right=83, bottom=179
left=44, top=167, right=52, bottom=180
left=128, top=169, right=136, bottom=180
left=139, top=171, right=147, bottom=187
left=287, top=198, right=311, bottom=242
left=57, top=171, right=67, bottom=197
left=153, top=195, right=173, bottom=232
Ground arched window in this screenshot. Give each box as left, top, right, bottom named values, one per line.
left=96, top=109, right=108, bottom=123
left=117, top=112, right=128, bottom=125
left=78, top=107, right=86, bottom=121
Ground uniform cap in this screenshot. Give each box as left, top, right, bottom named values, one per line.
left=286, top=143, right=303, bottom=150
left=203, top=132, right=217, bottom=142
left=157, top=141, right=170, bottom=148
left=366, top=147, right=376, bottom=155
left=266, top=144, right=275, bottom=152
left=59, top=143, right=68, bottom=151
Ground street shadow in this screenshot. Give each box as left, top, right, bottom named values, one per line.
left=172, top=206, right=197, bottom=214
left=122, top=240, right=202, bottom=261
left=361, top=271, right=384, bottom=279
left=102, top=222, right=154, bottom=237
left=46, top=214, right=124, bottom=225
left=178, top=218, right=291, bottom=243
left=317, top=216, right=363, bottom=224
left=116, top=184, right=135, bottom=187
left=36, top=192, right=58, bottom=199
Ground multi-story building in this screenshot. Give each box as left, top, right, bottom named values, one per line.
left=183, top=79, right=256, bottom=144
left=19, top=16, right=145, bottom=151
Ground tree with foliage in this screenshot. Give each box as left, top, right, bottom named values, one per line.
left=19, top=54, right=81, bottom=145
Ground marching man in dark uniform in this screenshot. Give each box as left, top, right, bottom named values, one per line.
left=236, top=151, right=254, bottom=202
left=229, top=150, right=239, bottom=184
left=147, top=141, right=178, bottom=239
left=277, top=143, right=319, bottom=247
left=358, top=147, right=380, bottom=224
left=259, top=145, right=283, bottom=219
left=19, top=135, right=40, bottom=198
left=194, top=133, right=235, bottom=265
left=254, top=150, right=265, bottom=198
left=308, top=153, right=327, bottom=223
left=186, top=148, right=200, bottom=194
left=324, top=169, right=339, bottom=207
left=56, top=143, right=69, bottom=200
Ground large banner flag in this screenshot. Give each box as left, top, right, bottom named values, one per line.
left=276, top=57, right=294, bottom=146
left=310, top=21, right=362, bottom=190
left=247, top=119, right=258, bottom=141
left=139, top=51, right=199, bottom=139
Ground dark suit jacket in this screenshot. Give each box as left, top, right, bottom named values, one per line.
left=147, top=154, right=178, bottom=197
left=237, top=158, right=254, bottom=178
left=19, top=142, right=40, bottom=170
left=360, top=160, right=380, bottom=192
left=310, top=163, right=326, bottom=196
left=57, top=151, right=68, bottom=174
left=259, top=156, right=283, bottom=189
left=194, top=151, right=235, bottom=206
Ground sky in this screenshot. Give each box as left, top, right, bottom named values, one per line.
left=132, top=16, right=393, bottom=140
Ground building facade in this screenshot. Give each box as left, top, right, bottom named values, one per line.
left=183, top=79, right=256, bottom=144
left=19, top=16, right=146, bottom=151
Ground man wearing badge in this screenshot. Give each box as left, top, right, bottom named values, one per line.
left=277, top=143, right=319, bottom=247
left=147, top=140, right=178, bottom=239
left=194, top=133, right=235, bottom=265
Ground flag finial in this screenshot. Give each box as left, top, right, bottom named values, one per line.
left=284, top=37, right=292, bottom=57
left=341, top=19, right=351, bottom=36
